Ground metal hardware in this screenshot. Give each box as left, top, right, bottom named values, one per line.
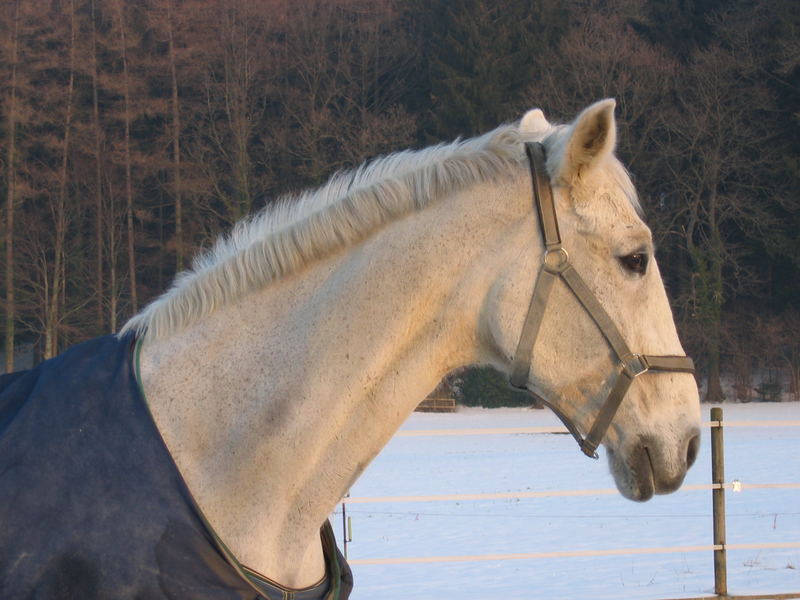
left=579, top=440, right=600, bottom=460
left=543, top=248, right=570, bottom=273
left=621, top=353, right=649, bottom=378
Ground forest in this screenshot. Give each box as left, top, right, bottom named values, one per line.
left=0, top=0, right=797, bottom=402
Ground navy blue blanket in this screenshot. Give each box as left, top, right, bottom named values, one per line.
left=0, top=334, right=352, bottom=599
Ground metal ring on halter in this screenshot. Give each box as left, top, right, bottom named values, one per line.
left=542, top=247, right=570, bottom=273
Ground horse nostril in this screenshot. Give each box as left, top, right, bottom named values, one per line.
left=686, top=433, right=700, bottom=469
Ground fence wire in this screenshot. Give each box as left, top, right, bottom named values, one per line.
left=341, top=415, right=800, bottom=600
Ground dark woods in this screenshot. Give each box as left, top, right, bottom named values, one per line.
left=1, top=0, right=798, bottom=402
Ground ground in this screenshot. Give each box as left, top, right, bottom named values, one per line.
left=336, top=403, right=800, bottom=600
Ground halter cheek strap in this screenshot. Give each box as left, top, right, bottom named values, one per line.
left=509, top=142, right=695, bottom=459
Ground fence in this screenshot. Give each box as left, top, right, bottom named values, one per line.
left=414, top=395, right=457, bottom=413
left=339, top=408, right=800, bottom=600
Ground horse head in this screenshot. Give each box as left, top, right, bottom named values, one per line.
left=486, top=99, right=701, bottom=501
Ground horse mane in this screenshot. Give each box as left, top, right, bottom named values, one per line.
left=122, top=124, right=525, bottom=340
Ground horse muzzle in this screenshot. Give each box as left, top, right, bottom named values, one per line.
left=607, top=428, right=701, bottom=501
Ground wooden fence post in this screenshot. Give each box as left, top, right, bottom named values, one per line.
left=711, top=407, right=727, bottom=596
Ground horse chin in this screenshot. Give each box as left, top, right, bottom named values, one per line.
left=607, top=445, right=655, bottom=501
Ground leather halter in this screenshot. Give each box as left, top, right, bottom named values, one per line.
left=509, top=142, right=695, bottom=459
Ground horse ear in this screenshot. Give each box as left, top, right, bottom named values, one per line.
left=519, top=108, right=550, bottom=136
left=554, top=99, right=617, bottom=182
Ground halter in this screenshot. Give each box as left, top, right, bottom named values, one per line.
left=509, top=142, right=695, bottom=459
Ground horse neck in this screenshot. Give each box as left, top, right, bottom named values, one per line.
left=137, top=175, right=531, bottom=587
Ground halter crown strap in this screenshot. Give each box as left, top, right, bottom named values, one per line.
left=526, top=143, right=561, bottom=249
left=509, top=144, right=562, bottom=388
left=510, top=142, right=695, bottom=458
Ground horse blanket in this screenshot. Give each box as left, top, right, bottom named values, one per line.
left=0, top=333, right=353, bottom=600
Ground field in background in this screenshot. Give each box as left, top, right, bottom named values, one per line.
left=338, top=403, right=800, bottom=600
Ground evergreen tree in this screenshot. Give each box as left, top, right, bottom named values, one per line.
left=635, top=0, right=734, bottom=60
left=406, top=0, right=568, bottom=140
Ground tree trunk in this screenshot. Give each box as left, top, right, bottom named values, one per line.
left=45, top=0, right=76, bottom=359
left=90, top=0, right=105, bottom=332
left=705, top=320, right=725, bottom=403
left=115, top=0, right=138, bottom=314
left=166, top=0, right=183, bottom=271
left=704, top=191, right=726, bottom=403
left=109, top=180, right=119, bottom=333
left=4, top=0, right=20, bottom=372
left=222, top=1, right=254, bottom=221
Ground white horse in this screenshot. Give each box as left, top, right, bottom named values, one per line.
left=124, top=99, right=701, bottom=591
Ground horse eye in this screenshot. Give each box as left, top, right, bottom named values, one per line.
left=619, top=253, right=648, bottom=274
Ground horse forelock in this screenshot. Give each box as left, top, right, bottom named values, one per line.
left=122, top=125, right=525, bottom=340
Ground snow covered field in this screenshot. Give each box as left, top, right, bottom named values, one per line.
left=337, top=403, right=800, bottom=600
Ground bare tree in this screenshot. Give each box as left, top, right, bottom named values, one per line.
left=531, top=10, right=677, bottom=180
left=113, top=0, right=138, bottom=313
left=280, top=0, right=416, bottom=184
left=782, top=310, right=800, bottom=401
left=657, top=43, right=782, bottom=402
left=42, top=0, right=77, bottom=358
left=2, top=0, right=20, bottom=370
left=103, top=173, right=128, bottom=332
left=165, top=0, right=184, bottom=270
left=184, top=0, right=271, bottom=226
left=88, top=0, right=106, bottom=332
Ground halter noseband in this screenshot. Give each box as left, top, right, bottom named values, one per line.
left=509, top=142, right=695, bottom=459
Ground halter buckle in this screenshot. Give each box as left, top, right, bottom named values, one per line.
left=621, top=353, right=649, bottom=378
left=543, top=247, right=570, bottom=273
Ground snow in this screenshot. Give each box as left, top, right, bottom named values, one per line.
left=336, top=403, right=800, bottom=599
